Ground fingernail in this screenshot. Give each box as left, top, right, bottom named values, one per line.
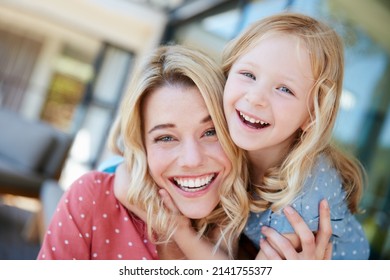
left=283, top=206, right=294, bottom=215
left=321, top=199, right=329, bottom=209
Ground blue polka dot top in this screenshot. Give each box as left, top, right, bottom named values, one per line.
left=243, top=154, right=370, bottom=259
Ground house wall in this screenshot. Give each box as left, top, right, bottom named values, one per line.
left=0, top=0, right=167, bottom=119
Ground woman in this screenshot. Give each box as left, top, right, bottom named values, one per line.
left=38, top=45, right=249, bottom=259
left=110, top=43, right=333, bottom=259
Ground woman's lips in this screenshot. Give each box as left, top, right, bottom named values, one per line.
left=170, top=173, right=216, bottom=193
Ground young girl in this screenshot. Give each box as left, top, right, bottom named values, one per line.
left=221, top=12, right=369, bottom=259
left=37, top=45, right=250, bottom=259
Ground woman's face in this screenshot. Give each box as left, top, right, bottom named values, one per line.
left=142, top=85, right=231, bottom=219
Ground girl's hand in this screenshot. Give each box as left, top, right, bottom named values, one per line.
left=257, top=199, right=332, bottom=260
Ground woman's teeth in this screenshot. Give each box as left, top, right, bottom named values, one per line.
left=173, top=174, right=215, bottom=192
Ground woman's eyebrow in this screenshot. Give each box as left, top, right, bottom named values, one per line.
left=148, top=115, right=211, bottom=134
left=148, top=123, right=175, bottom=134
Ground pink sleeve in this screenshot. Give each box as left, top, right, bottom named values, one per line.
left=37, top=173, right=96, bottom=260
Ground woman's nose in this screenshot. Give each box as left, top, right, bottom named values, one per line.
left=178, top=140, right=204, bottom=168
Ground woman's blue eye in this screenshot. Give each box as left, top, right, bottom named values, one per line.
left=155, top=135, right=174, bottom=142
left=242, top=72, right=256, bottom=80
left=278, top=86, right=294, bottom=95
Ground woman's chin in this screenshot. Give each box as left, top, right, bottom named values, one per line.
left=180, top=208, right=213, bottom=220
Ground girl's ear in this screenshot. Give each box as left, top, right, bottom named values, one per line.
left=300, top=116, right=312, bottom=132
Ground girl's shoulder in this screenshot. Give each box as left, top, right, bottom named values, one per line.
left=298, top=154, right=348, bottom=214
left=303, top=154, right=343, bottom=194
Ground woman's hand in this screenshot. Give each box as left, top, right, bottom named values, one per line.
left=256, top=199, right=332, bottom=260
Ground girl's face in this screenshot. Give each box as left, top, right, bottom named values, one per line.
left=223, top=34, right=314, bottom=156
left=142, top=85, right=231, bottom=219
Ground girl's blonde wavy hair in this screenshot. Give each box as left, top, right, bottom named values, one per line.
left=222, top=12, right=365, bottom=214
left=109, top=45, right=249, bottom=258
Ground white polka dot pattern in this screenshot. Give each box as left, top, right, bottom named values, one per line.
left=244, top=154, right=370, bottom=260
left=37, top=172, right=159, bottom=260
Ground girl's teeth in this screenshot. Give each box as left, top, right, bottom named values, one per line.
left=240, top=112, right=269, bottom=125
left=240, top=112, right=259, bottom=124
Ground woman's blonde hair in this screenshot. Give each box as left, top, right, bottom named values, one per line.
left=109, top=45, right=249, bottom=258
left=222, top=12, right=365, bottom=214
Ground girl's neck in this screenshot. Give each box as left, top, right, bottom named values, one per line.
left=247, top=144, right=291, bottom=185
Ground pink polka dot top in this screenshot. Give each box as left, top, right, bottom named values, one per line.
left=37, top=171, right=159, bottom=260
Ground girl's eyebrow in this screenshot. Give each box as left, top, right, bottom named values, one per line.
left=202, top=115, right=212, bottom=123
left=235, top=60, right=256, bottom=68
left=148, top=115, right=212, bottom=134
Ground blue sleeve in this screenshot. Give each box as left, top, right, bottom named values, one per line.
left=97, top=156, right=124, bottom=173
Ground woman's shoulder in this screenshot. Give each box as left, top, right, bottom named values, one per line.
left=75, top=170, right=113, bottom=181
left=69, top=170, right=114, bottom=188
left=65, top=171, right=115, bottom=202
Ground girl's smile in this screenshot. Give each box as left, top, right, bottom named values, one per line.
left=237, top=110, right=270, bottom=130
left=223, top=33, right=313, bottom=155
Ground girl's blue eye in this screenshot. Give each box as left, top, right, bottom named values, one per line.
left=278, top=86, right=294, bottom=95
left=204, top=128, right=217, bottom=137
left=242, top=72, right=256, bottom=80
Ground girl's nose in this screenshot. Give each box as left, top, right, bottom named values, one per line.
left=245, top=83, right=269, bottom=107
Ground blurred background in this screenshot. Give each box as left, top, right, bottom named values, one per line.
left=0, top=0, right=389, bottom=260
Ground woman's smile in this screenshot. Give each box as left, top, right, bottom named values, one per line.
left=171, top=173, right=217, bottom=193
